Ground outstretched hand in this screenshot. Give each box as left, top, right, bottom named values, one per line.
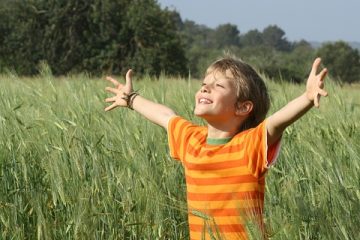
left=104, top=69, right=133, bottom=111
left=306, top=58, right=328, bottom=108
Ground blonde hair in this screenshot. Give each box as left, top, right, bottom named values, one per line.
left=206, top=56, right=270, bottom=131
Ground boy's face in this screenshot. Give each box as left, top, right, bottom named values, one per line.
left=194, top=70, right=239, bottom=122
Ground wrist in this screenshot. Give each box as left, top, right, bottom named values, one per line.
left=121, top=91, right=139, bottom=110
left=128, top=92, right=139, bottom=110
left=302, top=93, right=314, bottom=107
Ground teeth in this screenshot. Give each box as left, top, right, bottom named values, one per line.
left=199, top=98, right=211, bottom=104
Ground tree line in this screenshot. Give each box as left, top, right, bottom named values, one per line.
left=0, top=0, right=359, bottom=83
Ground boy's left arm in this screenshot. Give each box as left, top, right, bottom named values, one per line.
left=267, top=58, right=328, bottom=146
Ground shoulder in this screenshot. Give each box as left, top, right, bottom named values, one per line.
left=168, top=115, right=188, bottom=126
left=235, top=119, right=267, bottom=139
left=167, top=116, right=205, bottom=134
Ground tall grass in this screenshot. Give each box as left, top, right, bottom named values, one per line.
left=0, top=72, right=359, bottom=239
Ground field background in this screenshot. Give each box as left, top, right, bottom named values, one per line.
left=0, top=71, right=359, bottom=239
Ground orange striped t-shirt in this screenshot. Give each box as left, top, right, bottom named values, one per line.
left=167, top=116, right=281, bottom=240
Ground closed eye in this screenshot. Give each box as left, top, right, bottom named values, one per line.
left=216, top=83, right=225, bottom=88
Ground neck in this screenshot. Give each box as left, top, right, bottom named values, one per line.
left=206, top=118, right=244, bottom=139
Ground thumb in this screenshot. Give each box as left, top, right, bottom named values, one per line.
left=125, top=69, right=133, bottom=91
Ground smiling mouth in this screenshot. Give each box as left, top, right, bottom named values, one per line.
left=198, top=98, right=212, bottom=104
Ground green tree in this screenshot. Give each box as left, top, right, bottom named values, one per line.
left=262, top=25, right=292, bottom=52
left=238, top=40, right=315, bottom=84
left=240, top=29, right=264, bottom=47
left=0, top=0, right=187, bottom=76
left=125, top=0, right=187, bottom=76
left=181, top=20, right=214, bottom=49
left=179, top=20, right=216, bottom=78
left=212, top=23, right=240, bottom=48
left=317, top=41, right=360, bottom=83
left=0, top=1, right=11, bottom=70
left=0, top=0, right=48, bottom=74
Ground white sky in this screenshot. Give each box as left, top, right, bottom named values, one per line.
left=157, top=0, right=360, bottom=42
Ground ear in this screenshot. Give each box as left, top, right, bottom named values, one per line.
left=235, top=101, right=253, bottom=116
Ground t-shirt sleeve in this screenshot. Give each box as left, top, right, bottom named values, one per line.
left=243, top=119, right=281, bottom=178
left=167, top=116, right=194, bottom=161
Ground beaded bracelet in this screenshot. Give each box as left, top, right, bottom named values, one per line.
left=128, top=92, right=139, bottom=110
left=121, top=91, right=139, bottom=110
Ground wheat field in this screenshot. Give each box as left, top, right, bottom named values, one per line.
left=0, top=71, right=359, bottom=239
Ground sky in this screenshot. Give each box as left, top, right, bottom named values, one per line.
left=157, top=0, right=360, bottom=43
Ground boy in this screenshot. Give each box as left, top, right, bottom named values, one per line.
left=104, top=57, right=328, bottom=239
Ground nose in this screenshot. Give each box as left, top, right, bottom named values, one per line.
left=200, top=84, right=210, bottom=93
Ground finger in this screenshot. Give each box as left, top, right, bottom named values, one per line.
left=318, top=89, right=328, bottom=97
left=105, top=87, right=120, bottom=94
left=318, top=68, right=328, bottom=81
left=310, top=57, right=321, bottom=76
left=106, top=76, right=120, bottom=87
left=105, top=97, right=116, bottom=103
left=117, top=83, right=124, bottom=90
left=318, top=79, right=325, bottom=89
left=104, top=103, right=117, bottom=112
left=314, top=94, right=320, bottom=108
left=125, top=69, right=133, bottom=89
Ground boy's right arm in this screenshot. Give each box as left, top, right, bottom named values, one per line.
left=104, top=69, right=176, bottom=129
